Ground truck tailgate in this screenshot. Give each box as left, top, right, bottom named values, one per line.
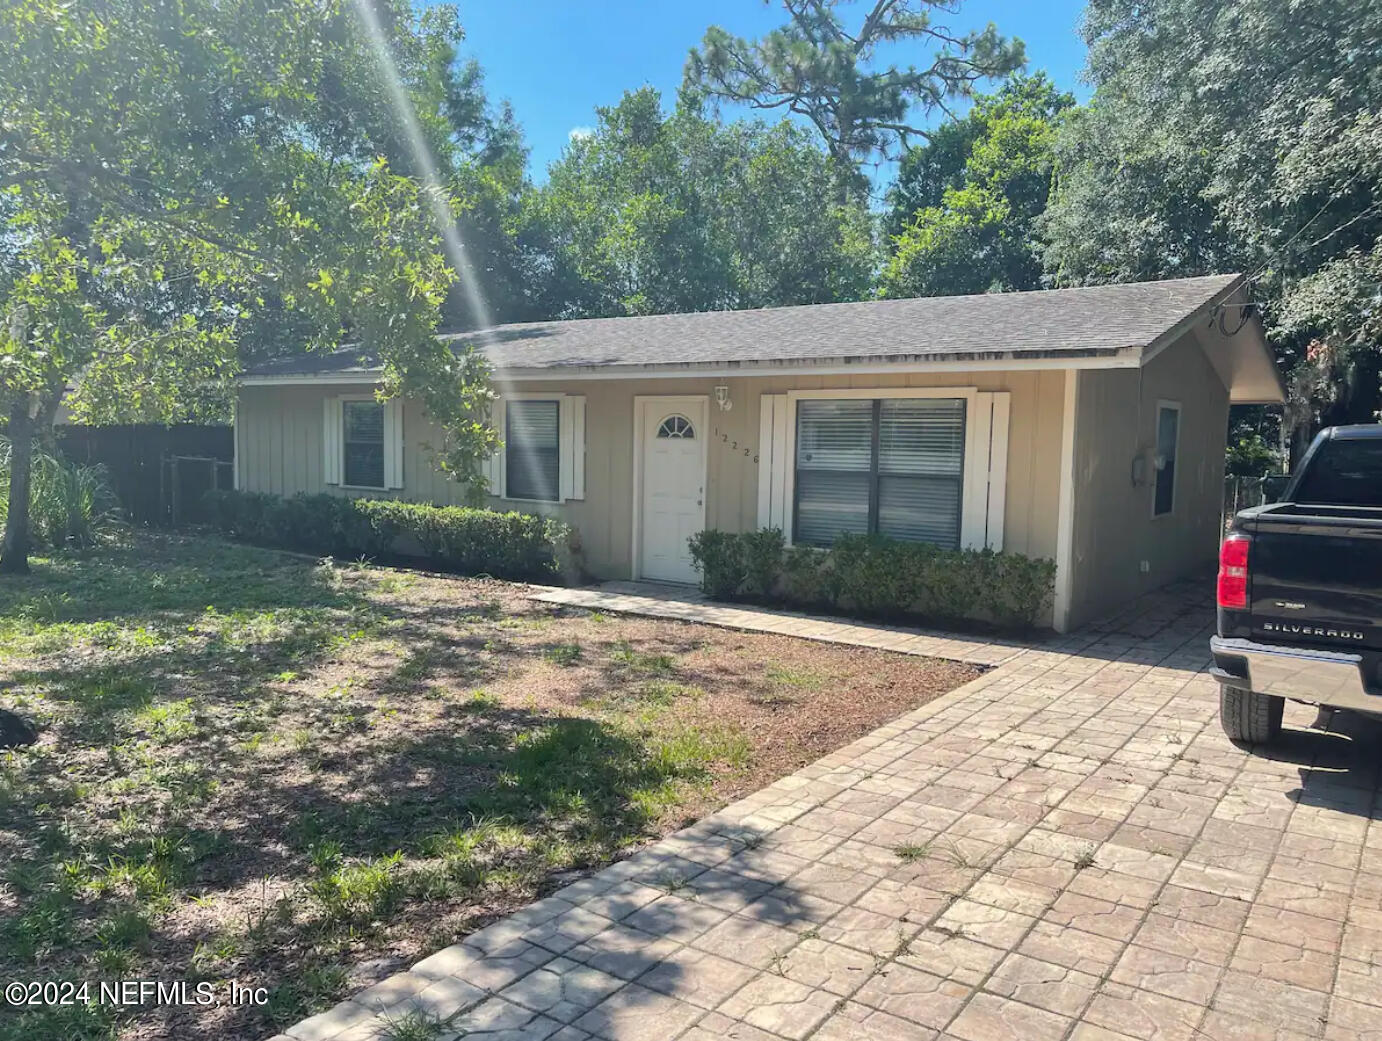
left=1242, top=504, right=1382, bottom=653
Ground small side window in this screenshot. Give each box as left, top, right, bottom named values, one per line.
left=1153, top=403, right=1180, bottom=516
left=343, top=400, right=386, bottom=488
left=505, top=400, right=560, bottom=502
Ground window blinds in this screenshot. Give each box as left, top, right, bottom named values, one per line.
left=794, top=397, right=965, bottom=549
left=505, top=399, right=561, bottom=502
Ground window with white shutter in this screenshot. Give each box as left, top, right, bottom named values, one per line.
left=793, top=397, right=966, bottom=549
left=877, top=399, right=965, bottom=546
left=487, top=394, right=585, bottom=503
left=343, top=400, right=386, bottom=489
left=325, top=395, right=403, bottom=490
left=505, top=399, right=560, bottom=502
left=794, top=399, right=873, bottom=544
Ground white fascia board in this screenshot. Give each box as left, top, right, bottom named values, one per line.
left=238, top=350, right=1141, bottom=387
left=241, top=350, right=1144, bottom=387
left=497, top=352, right=1140, bottom=381
left=241, top=373, right=383, bottom=386
left=1138, top=278, right=1246, bottom=368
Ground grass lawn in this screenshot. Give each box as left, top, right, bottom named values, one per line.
left=0, top=533, right=979, bottom=1041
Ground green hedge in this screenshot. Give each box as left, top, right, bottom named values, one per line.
left=201, top=490, right=578, bottom=583
left=688, top=529, right=1055, bottom=631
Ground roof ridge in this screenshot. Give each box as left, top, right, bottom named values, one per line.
left=436, top=273, right=1242, bottom=339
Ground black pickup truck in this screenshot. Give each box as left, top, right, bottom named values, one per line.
left=1211, top=424, right=1382, bottom=744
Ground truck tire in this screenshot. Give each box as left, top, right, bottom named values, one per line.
left=1219, top=686, right=1283, bottom=745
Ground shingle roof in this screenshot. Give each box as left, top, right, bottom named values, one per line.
left=245, top=274, right=1243, bottom=377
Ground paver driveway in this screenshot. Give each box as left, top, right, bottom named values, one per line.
left=278, top=583, right=1382, bottom=1041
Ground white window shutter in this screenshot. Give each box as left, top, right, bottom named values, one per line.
left=559, top=395, right=586, bottom=501
left=985, top=392, right=1010, bottom=550
left=963, top=392, right=1011, bottom=551
left=482, top=396, right=503, bottom=496
left=383, top=398, right=404, bottom=489
left=323, top=396, right=342, bottom=485
left=757, top=393, right=790, bottom=530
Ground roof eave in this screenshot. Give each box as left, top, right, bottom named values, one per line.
left=1137, top=274, right=1247, bottom=366
left=240, top=346, right=1144, bottom=385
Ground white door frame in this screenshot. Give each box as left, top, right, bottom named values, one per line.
left=631, top=394, right=710, bottom=581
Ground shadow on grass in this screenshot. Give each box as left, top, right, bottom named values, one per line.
left=0, top=534, right=822, bottom=1041
left=185, top=707, right=740, bottom=1036
left=0, top=535, right=363, bottom=625
left=244, top=705, right=719, bottom=866
left=1, top=683, right=746, bottom=1039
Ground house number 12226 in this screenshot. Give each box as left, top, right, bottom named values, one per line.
left=713, top=428, right=757, bottom=463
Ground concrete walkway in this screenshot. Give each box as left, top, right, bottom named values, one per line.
left=277, top=583, right=1382, bottom=1041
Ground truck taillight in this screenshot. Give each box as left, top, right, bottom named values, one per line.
left=1217, top=532, right=1251, bottom=609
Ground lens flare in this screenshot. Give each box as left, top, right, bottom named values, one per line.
left=350, top=0, right=508, bottom=374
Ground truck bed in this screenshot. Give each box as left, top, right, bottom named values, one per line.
left=1224, top=501, right=1382, bottom=657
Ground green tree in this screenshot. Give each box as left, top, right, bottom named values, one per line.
left=880, top=74, right=1073, bottom=297
left=0, top=0, right=497, bottom=572
left=441, top=103, right=550, bottom=331
left=715, top=119, right=876, bottom=308
left=881, top=117, right=982, bottom=243
left=528, top=88, right=875, bottom=318
left=414, top=49, right=547, bottom=333
left=684, top=0, right=1024, bottom=200
left=1041, top=0, right=1382, bottom=442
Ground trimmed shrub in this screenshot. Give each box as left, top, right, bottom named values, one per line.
left=686, top=529, right=746, bottom=599
left=201, top=489, right=577, bottom=583
left=740, top=527, right=785, bottom=598
left=688, top=527, right=1056, bottom=632
left=199, top=491, right=396, bottom=558
left=973, top=549, right=1061, bottom=628
left=781, top=545, right=836, bottom=608
left=364, top=500, right=571, bottom=581
left=829, top=534, right=931, bottom=617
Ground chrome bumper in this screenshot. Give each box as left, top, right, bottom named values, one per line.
left=1210, top=636, right=1382, bottom=715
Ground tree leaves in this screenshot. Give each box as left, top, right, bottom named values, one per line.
left=0, top=0, right=498, bottom=513
left=684, top=0, right=1025, bottom=200
left=1041, top=0, right=1382, bottom=432
left=880, top=73, right=1072, bottom=297
left=528, top=88, right=875, bottom=319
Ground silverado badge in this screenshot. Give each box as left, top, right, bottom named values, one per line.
left=1261, top=621, right=1366, bottom=641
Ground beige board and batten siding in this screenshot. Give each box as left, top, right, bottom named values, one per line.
left=1066, top=328, right=1231, bottom=627
left=236, top=368, right=1066, bottom=581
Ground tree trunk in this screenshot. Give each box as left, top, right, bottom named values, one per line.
left=34, top=379, right=66, bottom=457
left=1, top=401, right=34, bottom=575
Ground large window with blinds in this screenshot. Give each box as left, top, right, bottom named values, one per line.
left=793, top=397, right=965, bottom=548
left=505, top=400, right=560, bottom=501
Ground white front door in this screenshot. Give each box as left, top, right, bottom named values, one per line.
left=638, top=397, right=708, bottom=583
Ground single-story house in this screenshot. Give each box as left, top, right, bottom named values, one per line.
left=236, top=274, right=1284, bottom=631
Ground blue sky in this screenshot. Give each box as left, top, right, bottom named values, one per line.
left=449, top=0, right=1093, bottom=182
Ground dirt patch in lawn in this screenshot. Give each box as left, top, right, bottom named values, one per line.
left=0, top=534, right=979, bottom=1041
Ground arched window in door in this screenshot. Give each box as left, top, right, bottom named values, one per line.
left=656, top=414, right=696, bottom=439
